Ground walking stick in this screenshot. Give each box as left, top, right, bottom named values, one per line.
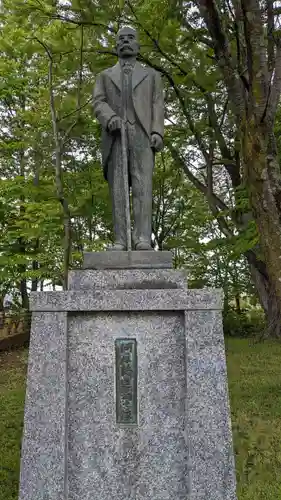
left=120, top=121, right=132, bottom=251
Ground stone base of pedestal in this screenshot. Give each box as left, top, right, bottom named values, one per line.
left=18, top=253, right=237, bottom=500
left=83, top=250, right=173, bottom=269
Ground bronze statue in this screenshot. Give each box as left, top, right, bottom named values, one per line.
left=93, top=26, right=164, bottom=250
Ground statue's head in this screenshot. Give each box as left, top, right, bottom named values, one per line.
left=116, top=26, right=139, bottom=58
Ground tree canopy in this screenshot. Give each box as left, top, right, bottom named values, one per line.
left=1, top=0, right=281, bottom=335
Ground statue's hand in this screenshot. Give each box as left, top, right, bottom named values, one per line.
left=108, top=116, right=122, bottom=133
left=151, top=133, right=163, bottom=152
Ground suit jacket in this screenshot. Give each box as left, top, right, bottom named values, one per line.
left=93, top=61, right=164, bottom=180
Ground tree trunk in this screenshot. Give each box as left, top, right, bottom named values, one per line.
left=63, top=213, right=71, bottom=290
left=31, top=262, right=39, bottom=292
left=246, top=251, right=281, bottom=337
left=31, top=233, right=39, bottom=292
left=235, top=294, right=241, bottom=314
left=265, top=292, right=281, bottom=338
left=20, top=278, right=29, bottom=310
left=88, top=217, right=93, bottom=242
left=32, top=149, right=40, bottom=293
left=194, top=0, right=281, bottom=337
left=242, top=124, right=281, bottom=334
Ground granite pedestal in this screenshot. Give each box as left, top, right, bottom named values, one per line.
left=19, top=251, right=237, bottom=500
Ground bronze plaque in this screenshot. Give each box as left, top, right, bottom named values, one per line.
left=115, top=339, right=137, bottom=424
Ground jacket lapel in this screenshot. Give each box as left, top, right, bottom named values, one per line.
left=108, top=63, right=122, bottom=91
left=132, top=62, right=148, bottom=89
left=108, top=61, right=148, bottom=92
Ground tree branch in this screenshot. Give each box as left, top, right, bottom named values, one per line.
left=267, top=0, right=275, bottom=74
left=241, top=0, right=269, bottom=119
left=61, top=24, right=84, bottom=146
left=127, top=1, right=188, bottom=77
left=266, top=43, right=281, bottom=126
left=168, top=142, right=229, bottom=213
left=138, top=53, right=211, bottom=164
left=58, top=97, right=92, bottom=122
left=35, top=37, right=71, bottom=289
left=32, top=4, right=116, bottom=32
left=178, top=17, right=214, bottom=48
left=196, top=0, right=245, bottom=119
left=204, top=91, right=241, bottom=186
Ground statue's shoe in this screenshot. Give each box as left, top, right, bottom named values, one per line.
left=106, top=243, right=126, bottom=251
left=135, top=241, right=152, bottom=250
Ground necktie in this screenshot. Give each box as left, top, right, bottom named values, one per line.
left=123, top=62, right=134, bottom=74
left=122, top=63, right=134, bottom=124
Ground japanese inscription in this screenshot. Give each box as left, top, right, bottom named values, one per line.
left=115, top=339, right=138, bottom=424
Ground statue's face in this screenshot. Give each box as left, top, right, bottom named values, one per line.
left=116, top=28, right=139, bottom=58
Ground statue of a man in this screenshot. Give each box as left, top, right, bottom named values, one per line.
left=93, top=26, right=164, bottom=250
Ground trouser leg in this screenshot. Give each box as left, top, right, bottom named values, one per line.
left=128, top=124, right=154, bottom=247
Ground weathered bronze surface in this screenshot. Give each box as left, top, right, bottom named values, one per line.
left=115, top=338, right=138, bottom=424
left=93, top=27, right=164, bottom=251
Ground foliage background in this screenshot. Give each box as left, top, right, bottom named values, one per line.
left=2, top=0, right=280, bottom=335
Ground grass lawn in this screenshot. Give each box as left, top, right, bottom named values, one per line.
left=1, top=338, right=281, bottom=499
left=225, top=338, right=281, bottom=499
left=0, top=348, right=28, bottom=500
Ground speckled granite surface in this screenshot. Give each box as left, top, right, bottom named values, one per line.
left=185, top=310, right=237, bottom=499
left=68, top=268, right=187, bottom=290
left=29, top=288, right=223, bottom=312
left=67, top=311, right=188, bottom=499
left=19, top=267, right=237, bottom=500
left=18, top=312, right=68, bottom=500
